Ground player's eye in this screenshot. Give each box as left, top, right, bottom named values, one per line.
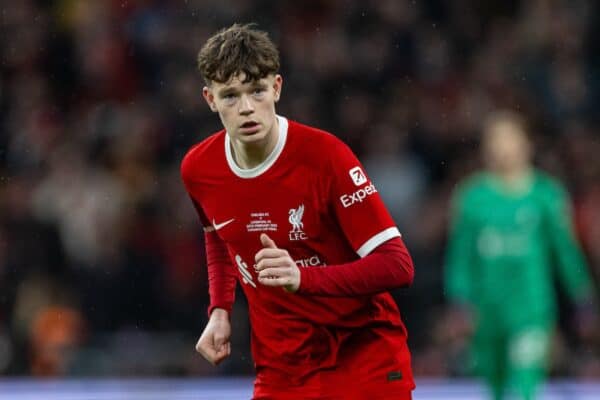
left=221, top=93, right=237, bottom=104
left=252, top=88, right=266, bottom=96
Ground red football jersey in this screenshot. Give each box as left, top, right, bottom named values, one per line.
left=181, top=116, right=412, bottom=386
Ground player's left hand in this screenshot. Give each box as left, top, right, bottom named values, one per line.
left=254, top=233, right=300, bottom=292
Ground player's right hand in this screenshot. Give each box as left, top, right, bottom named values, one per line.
left=195, top=308, right=231, bottom=365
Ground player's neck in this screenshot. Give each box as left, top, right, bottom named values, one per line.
left=496, top=167, right=533, bottom=190
left=230, top=119, right=279, bottom=169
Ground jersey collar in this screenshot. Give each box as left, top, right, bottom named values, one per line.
left=225, top=115, right=288, bottom=179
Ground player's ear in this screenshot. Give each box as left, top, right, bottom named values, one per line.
left=203, top=86, right=218, bottom=113
left=273, top=74, right=283, bottom=103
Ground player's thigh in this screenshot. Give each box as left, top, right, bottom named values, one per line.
left=507, top=325, right=551, bottom=370
left=505, top=325, right=551, bottom=390
left=471, top=325, right=507, bottom=382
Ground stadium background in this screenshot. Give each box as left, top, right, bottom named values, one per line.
left=1, top=0, right=599, bottom=397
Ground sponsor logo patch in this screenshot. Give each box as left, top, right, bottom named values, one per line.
left=339, top=183, right=378, bottom=208
left=295, top=255, right=325, bottom=268
left=349, top=166, right=368, bottom=186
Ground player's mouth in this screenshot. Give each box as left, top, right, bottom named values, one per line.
left=239, top=121, right=261, bottom=134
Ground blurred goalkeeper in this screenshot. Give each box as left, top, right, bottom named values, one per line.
left=444, top=111, right=596, bottom=400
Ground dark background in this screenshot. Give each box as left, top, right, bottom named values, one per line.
left=0, top=0, right=599, bottom=379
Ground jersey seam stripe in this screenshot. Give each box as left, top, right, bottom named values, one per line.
left=356, top=227, right=402, bottom=257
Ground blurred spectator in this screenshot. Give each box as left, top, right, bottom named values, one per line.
left=362, top=123, right=427, bottom=228
left=29, top=305, right=86, bottom=376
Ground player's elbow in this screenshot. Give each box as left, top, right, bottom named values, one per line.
left=378, top=237, right=415, bottom=288
left=394, top=244, right=415, bottom=288
left=395, top=245, right=415, bottom=288
left=400, top=258, right=415, bottom=288
left=386, top=252, right=414, bottom=289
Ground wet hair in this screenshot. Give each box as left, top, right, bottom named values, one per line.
left=197, top=23, right=280, bottom=85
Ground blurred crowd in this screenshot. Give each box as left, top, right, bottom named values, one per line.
left=0, top=0, right=599, bottom=379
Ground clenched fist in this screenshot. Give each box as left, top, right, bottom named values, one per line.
left=195, top=308, right=231, bottom=365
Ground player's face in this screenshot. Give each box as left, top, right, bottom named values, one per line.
left=203, top=73, right=282, bottom=146
left=483, top=121, right=531, bottom=174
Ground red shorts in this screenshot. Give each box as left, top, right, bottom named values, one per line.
left=253, top=326, right=414, bottom=399
left=253, top=387, right=412, bottom=400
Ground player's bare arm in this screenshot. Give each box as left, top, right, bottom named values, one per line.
left=195, top=308, right=232, bottom=365
left=254, top=233, right=301, bottom=292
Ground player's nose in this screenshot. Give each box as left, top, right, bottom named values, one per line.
left=239, top=94, right=254, bottom=115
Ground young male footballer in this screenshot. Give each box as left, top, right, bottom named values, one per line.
left=181, top=23, right=415, bottom=399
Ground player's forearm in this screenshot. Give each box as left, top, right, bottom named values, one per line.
left=207, top=270, right=236, bottom=315
left=549, top=211, right=595, bottom=301
left=205, top=231, right=237, bottom=315
left=297, top=237, right=414, bottom=297
left=555, top=240, right=595, bottom=301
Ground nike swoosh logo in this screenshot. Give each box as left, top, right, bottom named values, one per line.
left=213, top=218, right=235, bottom=231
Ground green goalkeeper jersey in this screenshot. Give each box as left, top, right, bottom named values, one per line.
left=445, top=170, right=593, bottom=325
